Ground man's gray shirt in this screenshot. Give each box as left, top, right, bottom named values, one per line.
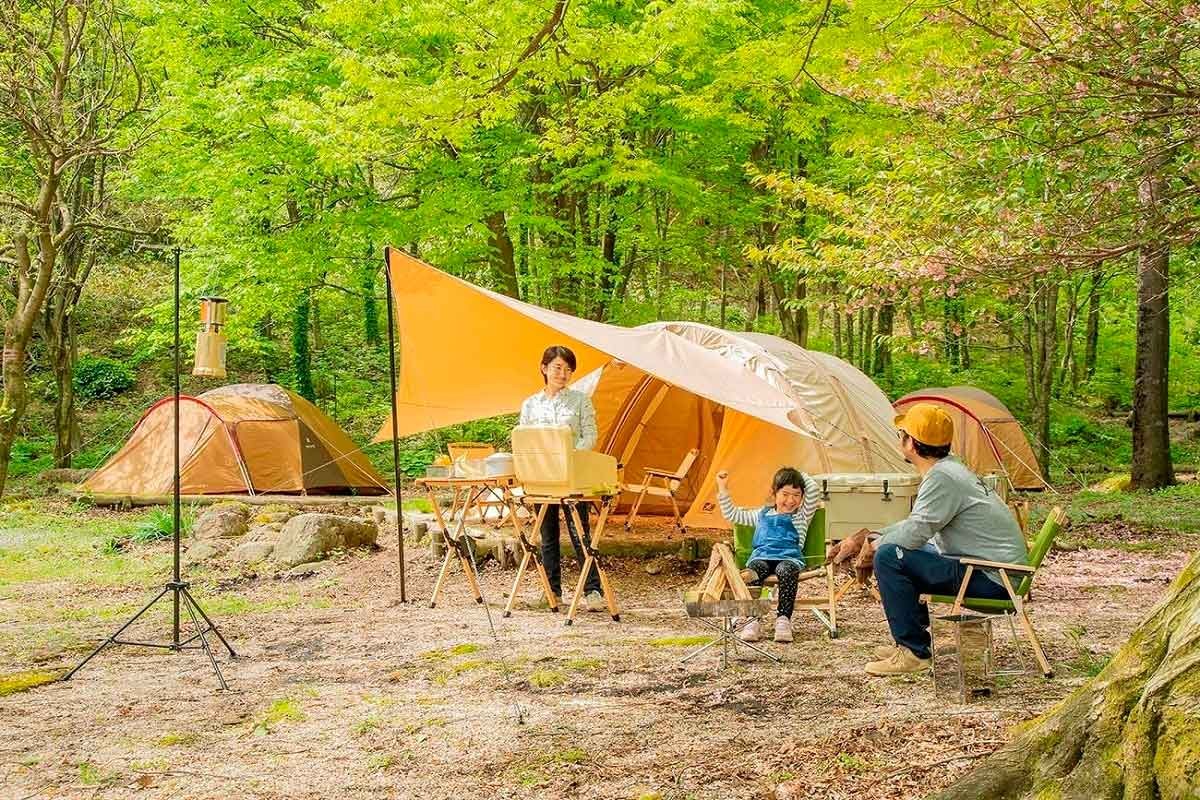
left=878, top=458, right=1028, bottom=585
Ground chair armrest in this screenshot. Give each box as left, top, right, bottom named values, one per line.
left=642, top=467, right=679, bottom=479
left=957, top=557, right=1035, bottom=573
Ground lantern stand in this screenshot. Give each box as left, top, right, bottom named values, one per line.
left=64, top=245, right=236, bottom=689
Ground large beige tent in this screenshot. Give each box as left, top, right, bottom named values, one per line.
left=85, top=384, right=387, bottom=497
left=894, top=386, right=1045, bottom=490
left=375, top=249, right=911, bottom=529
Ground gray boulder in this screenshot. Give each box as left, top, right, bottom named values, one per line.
left=193, top=504, right=250, bottom=540
left=272, top=513, right=378, bottom=568
left=183, top=540, right=228, bottom=564
left=230, top=541, right=275, bottom=564
left=245, top=524, right=283, bottom=542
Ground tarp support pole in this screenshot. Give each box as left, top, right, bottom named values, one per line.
left=384, top=247, right=407, bottom=603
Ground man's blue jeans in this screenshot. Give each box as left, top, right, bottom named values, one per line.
left=873, top=542, right=1009, bottom=659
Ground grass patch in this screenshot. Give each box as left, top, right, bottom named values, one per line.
left=78, top=761, right=112, bottom=786
left=528, top=668, right=567, bottom=688
left=507, top=746, right=591, bottom=787
left=0, top=669, right=59, bottom=695
left=648, top=635, right=713, bottom=648
left=561, top=657, right=604, bottom=671
left=823, top=752, right=873, bottom=775
left=156, top=732, right=199, bottom=747
left=353, top=716, right=381, bottom=737
left=421, top=642, right=483, bottom=660
left=1064, top=482, right=1200, bottom=543
left=402, top=498, right=434, bottom=513
left=1064, top=625, right=1110, bottom=677
left=366, top=753, right=396, bottom=773
left=0, top=501, right=169, bottom=589
left=253, top=697, right=306, bottom=734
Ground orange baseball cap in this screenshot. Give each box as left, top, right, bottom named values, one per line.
left=894, top=403, right=954, bottom=447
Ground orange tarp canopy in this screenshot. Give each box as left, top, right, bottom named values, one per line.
left=376, top=249, right=912, bottom=528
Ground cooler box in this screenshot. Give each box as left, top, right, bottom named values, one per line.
left=812, top=472, right=921, bottom=540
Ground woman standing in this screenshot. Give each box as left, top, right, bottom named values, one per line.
left=519, top=345, right=605, bottom=612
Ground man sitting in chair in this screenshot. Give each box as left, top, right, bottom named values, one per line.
left=837, top=402, right=1029, bottom=677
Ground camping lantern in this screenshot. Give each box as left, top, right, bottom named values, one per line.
left=193, top=296, right=228, bottom=378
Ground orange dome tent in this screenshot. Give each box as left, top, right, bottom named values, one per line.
left=84, top=384, right=386, bottom=497
left=893, top=386, right=1045, bottom=490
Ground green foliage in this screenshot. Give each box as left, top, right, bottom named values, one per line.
left=131, top=506, right=196, bottom=544
left=72, top=356, right=135, bottom=401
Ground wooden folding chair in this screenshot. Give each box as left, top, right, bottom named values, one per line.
left=920, top=506, right=1067, bottom=678
left=622, top=448, right=700, bottom=534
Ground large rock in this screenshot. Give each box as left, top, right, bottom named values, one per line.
left=245, top=524, right=283, bottom=543
left=193, top=504, right=250, bottom=540
left=183, top=540, right=228, bottom=564
left=272, top=513, right=378, bottom=568
left=230, top=541, right=275, bottom=564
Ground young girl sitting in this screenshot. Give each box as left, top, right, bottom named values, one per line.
left=716, top=467, right=821, bottom=643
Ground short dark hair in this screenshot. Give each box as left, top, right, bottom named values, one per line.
left=912, top=437, right=951, bottom=459
left=540, top=345, right=577, bottom=383
left=772, top=467, right=806, bottom=494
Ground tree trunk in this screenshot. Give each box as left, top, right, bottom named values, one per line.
left=1019, top=281, right=1058, bottom=481
left=485, top=209, right=520, bottom=299
left=862, top=307, right=875, bottom=374
left=292, top=292, right=315, bottom=402
left=1084, top=266, right=1103, bottom=381
left=361, top=254, right=380, bottom=348
left=931, top=551, right=1200, bottom=800
left=1131, top=170, right=1175, bottom=489
left=832, top=304, right=842, bottom=357
left=874, top=302, right=894, bottom=390
left=845, top=311, right=856, bottom=363
left=45, top=300, right=81, bottom=467
left=1055, top=280, right=1080, bottom=398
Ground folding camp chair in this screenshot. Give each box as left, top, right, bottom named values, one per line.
left=622, top=448, right=700, bottom=535
left=920, top=506, right=1067, bottom=678
left=735, top=509, right=852, bottom=638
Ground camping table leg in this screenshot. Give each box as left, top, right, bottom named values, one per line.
left=565, top=498, right=619, bottom=625
left=453, top=485, right=489, bottom=605
left=422, top=481, right=457, bottom=609
left=424, top=480, right=489, bottom=608
left=503, top=502, right=557, bottom=617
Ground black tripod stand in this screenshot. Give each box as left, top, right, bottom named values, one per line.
left=64, top=246, right=235, bottom=689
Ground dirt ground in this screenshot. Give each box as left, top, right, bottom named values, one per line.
left=0, top=513, right=1191, bottom=800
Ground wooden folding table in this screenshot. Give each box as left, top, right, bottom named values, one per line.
left=518, top=494, right=619, bottom=625
left=415, top=475, right=523, bottom=608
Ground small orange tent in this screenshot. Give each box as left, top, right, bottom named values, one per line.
left=893, top=386, right=1045, bottom=490
left=84, top=384, right=387, bottom=497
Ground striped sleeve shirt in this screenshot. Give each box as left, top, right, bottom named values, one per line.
left=717, top=472, right=821, bottom=542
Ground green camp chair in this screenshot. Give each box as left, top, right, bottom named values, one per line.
left=920, top=506, right=1067, bottom=678
left=733, top=508, right=846, bottom=637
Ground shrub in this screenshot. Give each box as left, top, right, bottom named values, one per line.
left=73, top=356, right=135, bottom=400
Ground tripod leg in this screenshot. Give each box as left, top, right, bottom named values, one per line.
left=181, top=585, right=237, bottom=658
left=63, top=586, right=171, bottom=681
left=180, top=589, right=228, bottom=691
